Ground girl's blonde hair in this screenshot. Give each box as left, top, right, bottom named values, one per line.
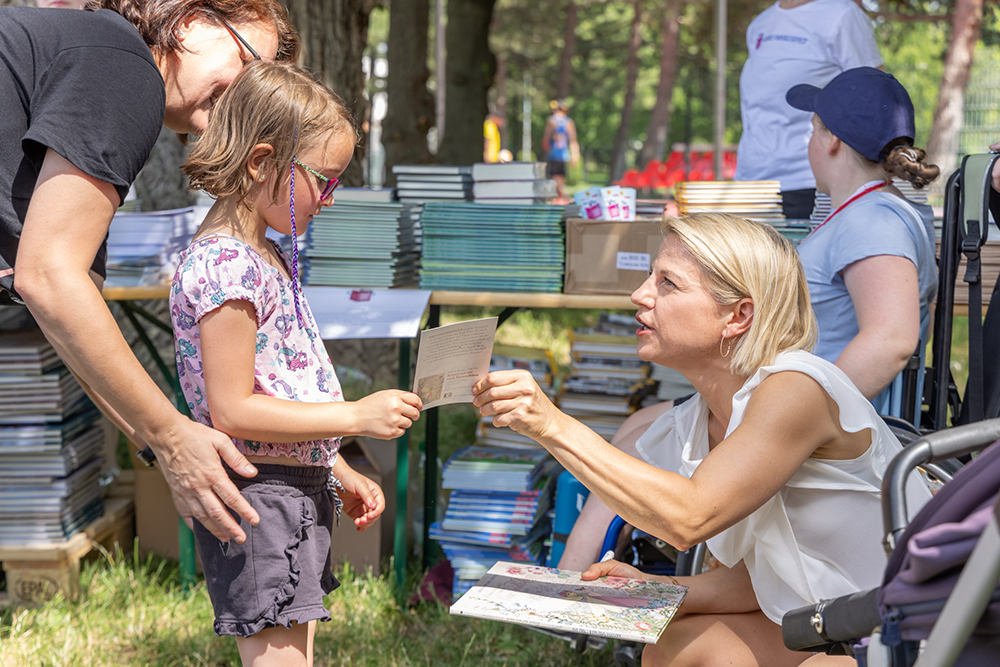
left=182, top=61, right=359, bottom=204
left=662, top=213, right=817, bottom=377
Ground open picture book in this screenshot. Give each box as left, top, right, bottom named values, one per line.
left=450, top=562, right=687, bottom=644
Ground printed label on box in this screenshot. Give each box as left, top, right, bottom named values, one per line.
left=616, top=252, right=650, bottom=272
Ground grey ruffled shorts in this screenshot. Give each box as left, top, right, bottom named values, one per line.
left=193, top=463, right=341, bottom=637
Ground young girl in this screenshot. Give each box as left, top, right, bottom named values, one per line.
left=170, top=61, right=422, bottom=667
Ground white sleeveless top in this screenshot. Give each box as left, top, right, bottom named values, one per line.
left=635, top=350, right=932, bottom=623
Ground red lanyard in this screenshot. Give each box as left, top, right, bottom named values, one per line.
left=807, top=180, right=889, bottom=238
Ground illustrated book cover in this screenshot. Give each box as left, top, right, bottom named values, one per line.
left=450, top=562, right=687, bottom=643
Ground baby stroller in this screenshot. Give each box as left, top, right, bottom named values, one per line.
left=781, top=417, right=1000, bottom=666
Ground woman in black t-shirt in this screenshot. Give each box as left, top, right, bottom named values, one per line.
left=0, top=0, right=297, bottom=545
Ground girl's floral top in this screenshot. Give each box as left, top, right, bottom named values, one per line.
left=169, top=235, right=343, bottom=466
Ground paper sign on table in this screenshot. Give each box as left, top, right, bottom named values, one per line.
left=412, top=317, right=498, bottom=409
left=302, top=287, right=431, bottom=339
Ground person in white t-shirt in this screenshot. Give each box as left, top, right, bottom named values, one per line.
left=736, top=0, right=882, bottom=219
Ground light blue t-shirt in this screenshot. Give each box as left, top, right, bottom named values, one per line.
left=796, top=191, right=937, bottom=412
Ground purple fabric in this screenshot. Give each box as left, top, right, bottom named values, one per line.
left=900, top=499, right=994, bottom=584
left=878, top=440, right=1000, bottom=648
left=851, top=636, right=871, bottom=667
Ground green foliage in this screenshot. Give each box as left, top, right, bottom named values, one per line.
left=879, top=19, right=948, bottom=148
left=486, top=0, right=970, bottom=183
left=492, top=0, right=755, bottom=175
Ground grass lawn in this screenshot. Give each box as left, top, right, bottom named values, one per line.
left=0, top=549, right=615, bottom=667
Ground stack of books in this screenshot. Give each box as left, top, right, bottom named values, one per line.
left=432, top=444, right=558, bottom=598
left=0, top=330, right=105, bottom=545
left=809, top=178, right=930, bottom=225
left=393, top=165, right=473, bottom=203
left=674, top=180, right=784, bottom=223
left=300, top=189, right=421, bottom=288
left=558, top=314, right=654, bottom=440
left=476, top=344, right=558, bottom=449
left=636, top=199, right=670, bottom=218
left=470, top=162, right=556, bottom=205
left=441, top=445, right=554, bottom=491
left=672, top=180, right=814, bottom=245
left=106, top=207, right=200, bottom=287
left=650, top=364, right=696, bottom=403
left=418, top=202, right=565, bottom=292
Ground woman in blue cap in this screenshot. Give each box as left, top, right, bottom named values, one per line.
left=788, top=66, right=940, bottom=415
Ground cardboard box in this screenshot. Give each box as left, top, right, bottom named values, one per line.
left=132, top=465, right=201, bottom=569
left=564, top=217, right=663, bottom=295
left=331, top=436, right=398, bottom=574
left=128, top=437, right=398, bottom=575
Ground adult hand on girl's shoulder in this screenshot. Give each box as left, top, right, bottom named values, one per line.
left=156, top=419, right=261, bottom=544
left=334, top=462, right=385, bottom=531
left=472, top=370, right=560, bottom=441
left=351, top=389, right=422, bottom=439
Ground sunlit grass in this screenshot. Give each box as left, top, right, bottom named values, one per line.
left=0, top=546, right=613, bottom=667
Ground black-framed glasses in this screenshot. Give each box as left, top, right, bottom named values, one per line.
left=294, top=158, right=341, bottom=200
left=218, top=17, right=262, bottom=64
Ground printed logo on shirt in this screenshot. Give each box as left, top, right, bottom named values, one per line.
left=755, top=32, right=809, bottom=49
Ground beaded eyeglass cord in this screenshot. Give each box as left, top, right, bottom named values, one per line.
left=288, top=159, right=304, bottom=328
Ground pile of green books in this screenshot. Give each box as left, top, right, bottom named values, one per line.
left=301, top=190, right=421, bottom=288
left=418, top=202, right=565, bottom=293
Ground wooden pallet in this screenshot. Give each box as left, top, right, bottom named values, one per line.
left=0, top=497, right=135, bottom=607
left=937, top=238, right=1000, bottom=314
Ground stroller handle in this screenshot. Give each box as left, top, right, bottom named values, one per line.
left=882, top=418, right=1000, bottom=551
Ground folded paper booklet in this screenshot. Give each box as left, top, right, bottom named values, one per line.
left=450, top=562, right=687, bottom=643
left=413, top=317, right=498, bottom=410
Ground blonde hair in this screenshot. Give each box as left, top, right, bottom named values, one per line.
left=661, top=213, right=817, bottom=376
left=182, top=61, right=358, bottom=205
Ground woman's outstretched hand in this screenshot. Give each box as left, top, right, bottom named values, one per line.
left=472, top=370, right=561, bottom=441
left=580, top=558, right=647, bottom=581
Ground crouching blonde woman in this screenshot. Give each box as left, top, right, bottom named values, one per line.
left=473, top=213, right=931, bottom=666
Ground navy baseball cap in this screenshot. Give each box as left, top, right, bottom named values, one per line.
left=786, top=67, right=915, bottom=162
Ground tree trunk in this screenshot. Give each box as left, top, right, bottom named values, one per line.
left=495, top=52, right=509, bottom=149
left=282, top=0, right=380, bottom=187
left=437, top=0, right=497, bottom=166
left=637, top=0, right=682, bottom=170
left=926, top=0, right=983, bottom=191
left=555, top=1, right=577, bottom=102
left=383, top=0, right=435, bottom=186
left=610, top=0, right=643, bottom=183
left=135, top=128, right=196, bottom=211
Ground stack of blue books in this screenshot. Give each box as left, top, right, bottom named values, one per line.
left=393, top=165, right=473, bottom=203
left=431, top=444, right=559, bottom=599
left=0, top=330, right=105, bottom=545
left=106, top=207, right=199, bottom=287
left=301, top=190, right=422, bottom=288
left=418, top=202, right=565, bottom=292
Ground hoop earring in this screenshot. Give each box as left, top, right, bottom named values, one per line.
left=720, top=335, right=732, bottom=358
